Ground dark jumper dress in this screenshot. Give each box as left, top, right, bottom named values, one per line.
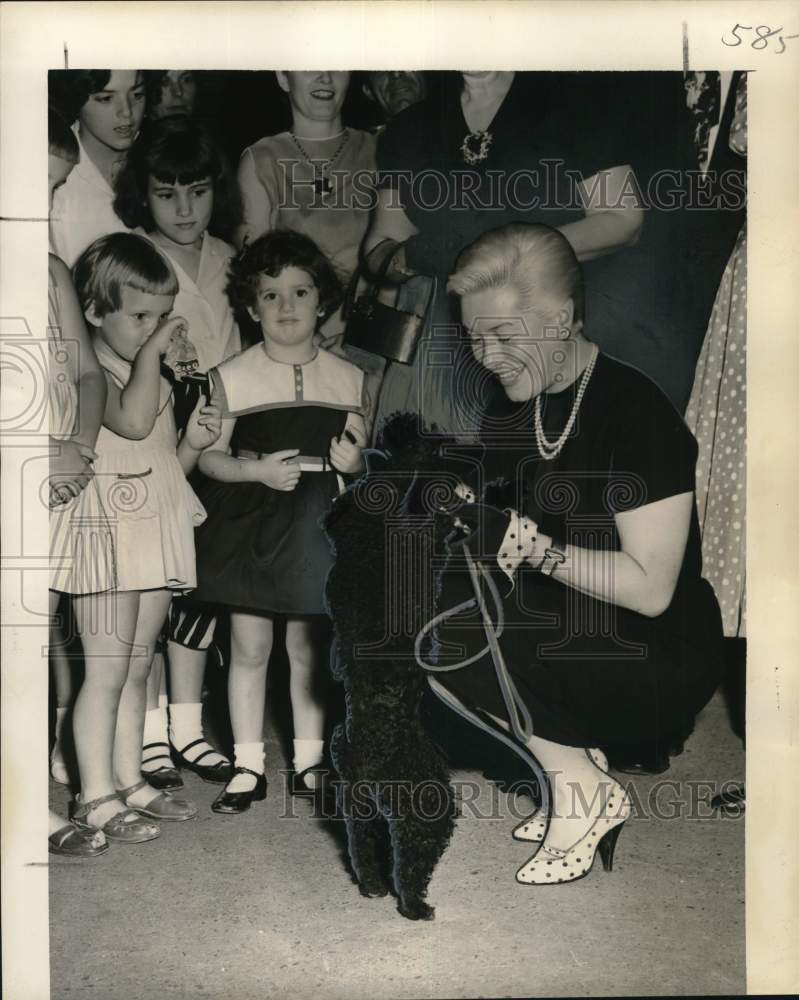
left=432, top=352, right=724, bottom=749
left=192, top=343, right=366, bottom=616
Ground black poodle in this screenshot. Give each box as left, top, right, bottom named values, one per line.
left=323, top=415, right=463, bottom=921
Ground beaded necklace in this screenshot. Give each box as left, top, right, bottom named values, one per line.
left=534, top=345, right=599, bottom=460
left=289, top=129, right=351, bottom=196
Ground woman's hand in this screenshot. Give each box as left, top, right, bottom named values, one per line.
left=446, top=502, right=512, bottom=561
left=385, top=243, right=417, bottom=283
left=49, top=436, right=96, bottom=502
left=362, top=188, right=421, bottom=282
left=329, top=424, right=367, bottom=475
left=183, top=394, right=222, bottom=452
left=252, top=449, right=302, bottom=491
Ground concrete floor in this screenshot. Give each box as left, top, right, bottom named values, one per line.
left=49, top=688, right=744, bottom=1000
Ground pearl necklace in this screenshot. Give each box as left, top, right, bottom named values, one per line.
left=289, top=129, right=350, bottom=196
left=534, top=345, right=599, bottom=460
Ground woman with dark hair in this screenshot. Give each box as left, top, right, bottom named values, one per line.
left=49, top=70, right=146, bottom=266
left=425, top=222, right=723, bottom=884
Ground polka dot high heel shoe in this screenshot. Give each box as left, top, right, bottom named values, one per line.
left=515, top=778, right=631, bottom=886
left=512, top=748, right=609, bottom=843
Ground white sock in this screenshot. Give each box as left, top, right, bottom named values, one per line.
left=293, top=738, right=325, bottom=788
left=169, top=702, right=228, bottom=765
left=227, top=742, right=265, bottom=792
left=141, top=706, right=171, bottom=772
left=158, top=693, right=168, bottom=710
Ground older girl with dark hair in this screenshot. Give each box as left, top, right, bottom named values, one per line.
left=49, top=70, right=146, bottom=266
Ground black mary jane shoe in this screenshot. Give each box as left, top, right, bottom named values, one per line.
left=142, top=741, right=184, bottom=791
left=211, top=767, right=267, bottom=815
left=173, top=739, right=234, bottom=784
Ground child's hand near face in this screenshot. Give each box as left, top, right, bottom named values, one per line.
left=329, top=416, right=367, bottom=475
left=149, top=315, right=189, bottom=358
left=184, top=394, right=222, bottom=451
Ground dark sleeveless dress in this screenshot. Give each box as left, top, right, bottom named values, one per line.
left=192, top=344, right=365, bottom=616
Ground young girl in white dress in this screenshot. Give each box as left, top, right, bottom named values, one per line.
left=65, top=232, right=221, bottom=842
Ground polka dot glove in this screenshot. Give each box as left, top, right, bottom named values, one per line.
left=496, top=511, right=539, bottom=583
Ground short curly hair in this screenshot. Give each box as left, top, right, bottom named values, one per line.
left=113, top=115, right=241, bottom=239
left=74, top=232, right=178, bottom=320
left=226, top=230, right=342, bottom=323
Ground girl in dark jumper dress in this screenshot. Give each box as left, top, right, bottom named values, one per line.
left=192, top=231, right=369, bottom=814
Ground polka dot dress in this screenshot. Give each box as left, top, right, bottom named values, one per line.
left=685, top=73, right=747, bottom=638
left=685, top=224, right=746, bottom=637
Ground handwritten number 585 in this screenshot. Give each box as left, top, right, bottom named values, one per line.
left=722, top=23, right=799, bottom=52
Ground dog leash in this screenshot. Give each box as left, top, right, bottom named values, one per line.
left=414, top=545, right=533, bottom=743
left=414, top=544, right=550, bottom=817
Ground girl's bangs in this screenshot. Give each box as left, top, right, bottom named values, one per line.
left=117, top=241, right=179, bottom=299
left=125, top=271, right=179, bottom=299
left=147, top=142, right=218, bottom=188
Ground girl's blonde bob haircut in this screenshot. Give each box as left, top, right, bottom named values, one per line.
left=74, top=232, right=179, bottom=320
left=447, top=223, right=584, bottom=329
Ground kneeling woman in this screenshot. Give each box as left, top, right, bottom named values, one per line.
left=427, top=223, right=724, bottom=884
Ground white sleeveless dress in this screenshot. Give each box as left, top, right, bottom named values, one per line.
left=63, top=337, right=206, bottom=593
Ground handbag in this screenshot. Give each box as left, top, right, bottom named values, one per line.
left=342, top=248, right=435, bottom=365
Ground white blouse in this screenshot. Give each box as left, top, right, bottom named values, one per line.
left=140, top=231, right=241, bottom=372
left=50, top=127, right=130, bottom=267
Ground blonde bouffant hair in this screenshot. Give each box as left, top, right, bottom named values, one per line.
left=447, top=223, right=584, bottom=330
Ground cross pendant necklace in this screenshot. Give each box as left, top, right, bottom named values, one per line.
left=313, top=170, right=334, bottom=197
left=290, top=129, right=351, bottom=199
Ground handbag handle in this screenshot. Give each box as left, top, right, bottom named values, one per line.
left=342, top=240, right=400, bottom=320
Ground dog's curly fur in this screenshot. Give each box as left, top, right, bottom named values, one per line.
left=323, top=414, right=458, bottom=921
